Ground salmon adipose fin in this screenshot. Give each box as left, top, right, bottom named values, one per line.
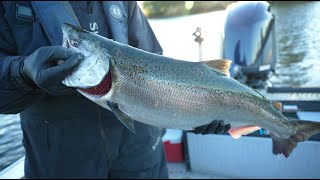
left=271, top=120, right=320, bottom=158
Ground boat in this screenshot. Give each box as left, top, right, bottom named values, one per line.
left=184, top=1, right=320, bottom=178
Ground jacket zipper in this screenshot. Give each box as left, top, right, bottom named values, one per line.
left=45, top=120, right=51, bottom=149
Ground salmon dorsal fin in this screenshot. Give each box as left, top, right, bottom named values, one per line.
left=228, top=125, right=261, bottom=139
left=203, top=59, right=232, bottom=77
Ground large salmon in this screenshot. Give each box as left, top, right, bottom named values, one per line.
left=61, top=23, right=320, bottom=158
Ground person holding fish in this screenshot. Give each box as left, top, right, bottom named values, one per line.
left=0, top=1, right=231, bottom=179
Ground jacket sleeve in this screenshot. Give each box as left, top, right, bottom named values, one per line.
left=0, top=4, right=45, bottom=114
left=126, top=1, right=163, bottom=55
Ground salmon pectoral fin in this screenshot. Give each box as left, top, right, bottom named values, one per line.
left=271, top=119, right=320, bottom=158
left=106, top=101, right=136, bottom=134
left=228, top=125, right=261, bottom=139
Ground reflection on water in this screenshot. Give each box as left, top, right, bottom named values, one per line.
left=268, top=1, right=320, bottom=87
left=0, top=1, right=320, bottom=173
left=0, top=114, right=24, bottom=171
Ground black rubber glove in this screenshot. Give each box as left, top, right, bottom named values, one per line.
left=189, top=120, right=231, bottom=135
left=21, top=46, right=84, bottom=96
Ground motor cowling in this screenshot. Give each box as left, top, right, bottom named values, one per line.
left=223, top=1, right=277, bottom=88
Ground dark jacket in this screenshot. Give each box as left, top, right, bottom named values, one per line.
left=0, top=1, right=168, bottom=178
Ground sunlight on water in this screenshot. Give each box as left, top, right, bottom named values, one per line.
left=0, top=115, right=24, bottom=171
left=268, top=1, right=320, bottom=87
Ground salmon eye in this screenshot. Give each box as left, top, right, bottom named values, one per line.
left=70, top=39, right=79, bottom=47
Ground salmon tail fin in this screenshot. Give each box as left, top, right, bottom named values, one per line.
left=270, top=120, right=320, bottom=158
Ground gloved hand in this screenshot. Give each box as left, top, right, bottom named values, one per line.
left=21, top=46, right=84, bottom=96
left=189, top=120, right=231, bottom=135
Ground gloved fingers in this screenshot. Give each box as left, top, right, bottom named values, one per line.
left=214, top=120, right=225, bottom=134
left=192, top=124, right=208, bottom=134
left=202, top=120, right=219, bottom=134
left=33, top=46, right=75, bottom=65
left=224, top=124, right=231, bottom=132
left=190, top=120, right=231, bottom=135
left=44, top=53, right=84, bottom=81
left=58, top=52, right=84, bottom=74
left=46, top=46, right=77, bottom=62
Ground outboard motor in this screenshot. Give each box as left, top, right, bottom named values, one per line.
left=223, top=1, right=277, bottom=88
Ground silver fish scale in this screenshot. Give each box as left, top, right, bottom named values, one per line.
left=108, top=48, right=291, bottom=133
left=110, top=48, right=265, bottom=97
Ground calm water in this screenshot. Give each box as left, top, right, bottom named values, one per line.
left=0, top=1, right=320, bottom=172
left=268, top=1, right=320, bottom=87
left=0, top=114, right=24, bottom=171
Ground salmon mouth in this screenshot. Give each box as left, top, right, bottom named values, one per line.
left=79, top=71, right=112, bottom=96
